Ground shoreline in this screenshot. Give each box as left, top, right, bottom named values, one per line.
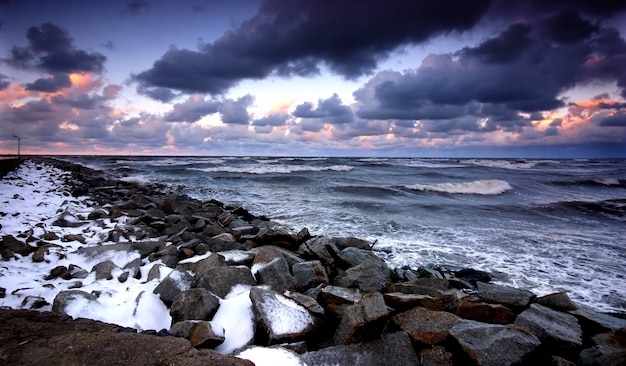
left=1, top=157, right=625, bottom=365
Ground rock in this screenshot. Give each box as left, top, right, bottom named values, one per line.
left=332, top=293, right=390, bottom=345
left=21, top=295, right=49, bottom=309
left=386, top=278, right=449, bottom=297
left=189, top=321, right=226, bottom=348
left=420, top=345, right=456, bottom=366
left=0, top=308, right=250, bottom=365
left=51, top=211, right=87, bottom=228
left=292, top=260, right=329, bottom=290
left=123, top=257, right=143, bottom=280
left=337, top=247, right=385, bottom=268
left=45, top=265, right=72, bottom=280
left=68, top=264, right=89, bottom=279
left=170, top=288, right=220, bottom=324
left=150, top=243, right=180, bottom=267
left=32, top=244, right=59, bottom=262
left=61, top=233, right=86, bottom=243
left=52, top=290, right=99, bottom=314
left=334, top=236, right=371, bottom=251
left=476, top=281, right=536, bottom=312
left=536, top=291, right=579, bottom=312
left=335, top=261, right=391, bottom=293
left=74, top=243, right=133, bottom=258
left=391, top=306, right=460, bottom=346
left=456, top=297, right=516, bottom=325
left=1, top=235, right=32, bottom=257
left=514, top=304, right=583, bottom=356
left=193, top=266, right=256, bottom=298
left=249, top=287, right=317, bottom=345
left=298, top=236, right=340, bottom=266
left=569, top=307, right=626, bottom=334
left=147, top=263, right=163, bottom=282
left=578, top=328, right=626, bottom=366
left=0, top=287, right=5, bottom=298
left=302, top=331, right=419, bottom=366
left=154, top=269, right=193, bottom=306
left=254, top=257, right=297, bottom=293
left=383, top=292, right=444, bottom=311
left=284, top=292, right=325, bottom=318
left=453, top=268, right=492, bottom=286
left=449, top=319, right=541, bottom=366
left=318, top=285, right=363, bottom=320
left=131, top=240, right=163, bottom=257
left=91, top=260, right=119, bottom=280
left=253, top=227, right=300, bottom=250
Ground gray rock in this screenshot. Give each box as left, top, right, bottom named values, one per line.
left=189, top=321, right=226, bottom=348
left=449, top=319, right=541, bottom=366
left=318, top=285, right=363, bottom=320
left=298, top=236, right=340, bottom=266
left=254, top=257, right=298, bottom=293
left=292, top=260, right=329, bottom=290
left=456, top=297, right=516, bottom=325
left=170, top=288, right=220, bottom=324
left=420, top=345, right=456, bottom=366
left=193, top=266, right=256, bottom=298
left=74, top=243, right=133, bottom=259
left=150, top=244, right=180, bottom=267
left=249, top=287, right=318, bottom=345
left=337, top=247, right=385, bottom=268
left=253, top=227, right=299, bottom=250
left=335, top=261, right=391, bottom=293
left=569, top=307, right=626, bottom=334
left=1, top=235, right=32, bottom=258
left=383, top=292, right=444, bottom=311
left=124, top=257, right=143, bottom=280
left=391, top=306, right=460, bottom=346
left=153, top=269, right=193, bottom=306
left=91, top=260, right=119, bottom=280
left=332, top=293, right=390, bottom=345
left=334, top=237, right=371, bottom=251
left=131, top=241, right=163, bottom=258
left=477, top=282, right=536, bottom=312
left=146, top=263, right=163, bottom=282
left=303, top=331, right=419, bottom=366
left=284, top=292, right=325, bottom=318
left=514, top=303, right=583, bottom=355
left=578, top=328, right=626, bottom=366
left=52, top=290, right=98, bottom=314
left=536, top=291, right=578, bottom=312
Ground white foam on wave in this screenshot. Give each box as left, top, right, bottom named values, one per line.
left=405, top=179, right=512, bottom=195
left=190, top=164, right=352, bottom=174
left=593, top=178, right=621, bottom=186
left=464, top=159, right=538, bottom=170
left=119, top=175, right=151, bottom=185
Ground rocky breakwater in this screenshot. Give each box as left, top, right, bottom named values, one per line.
left=1, top=157, right=625, bottom=366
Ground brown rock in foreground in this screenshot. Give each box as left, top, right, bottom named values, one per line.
left=0, top=308, right=250, bottom=366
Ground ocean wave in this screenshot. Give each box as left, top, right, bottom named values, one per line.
left=463, top=159, right=539, bottom=170
left=404, top=179, right=513, bottom=195
left=189, top=164, right=352, bottom=175
left=552, top=177, right=624, bottom=187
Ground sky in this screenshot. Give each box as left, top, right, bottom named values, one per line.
left=0, top=0, right=625, bottom=158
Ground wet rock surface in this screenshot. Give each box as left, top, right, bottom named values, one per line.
left=1, top=157, right=625, bottom=365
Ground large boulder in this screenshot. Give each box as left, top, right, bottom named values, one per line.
left=249, top=287, right=318, bottom=345
left=332, top=293, right=390, bottom=345
left=449, top=319, right=541, bottom=366
left=337, top=247, right=386, bottom=268
left=536, top=291, right=578, bottom=312
left=154, top=269, right=194, bottom=306
left=476, top=282, right=536, bottom=312
left=318, top=285, right=363, bottom=320
left=52, top=290, right=99, bottom=315
left=390, top=306, right=460, bottom=346
left=514, top=303, right=583, bottom=356
left=303, top=331, right=419, bottom=366
left=254, top=257, right=297, bottom=293
left=193, top=266, right=256, bottom=298
left=335, top=261, right=392, bottom=293
left=292, top=260, right=329, bottom=290
left=298, top=236, right=340, bottom=266
left=383, top=292, right=444, bottom=311
left=170, top=288, right=220, bottom=324
left=1, top=235, right=33, bottom=258
left=456, top=297, right=516, bottom=325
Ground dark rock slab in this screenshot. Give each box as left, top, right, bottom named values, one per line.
left=292, top=260, right=330, bottom=290
left=52, top=290, right=98, bottom=315
left=449, top=319, right=541, bottom=366
left=337, top=247, right=385, bottom=268
left=189, top=321, right=226, bottom=349
left=318, top=285, right=363, bottom=320
left=476, top=282, right=536, bottom=312
left=302, top=331, right=419, bottom=366
left=154, top=269, right=193, bottom=306
left=334, top=236, right=371, bottom=251
left=254, top=257, right=297, bottom=293
left=391, top=306, right=460, bottom=346
left=1, top=234, right=33, bottom=258
left=253, top=227, right=299, bottom=250
left=383, top=292, right=444, bottom=311
left=298, top=236, right=340, bottom=266
left=514, top=304, right=582, bottom=356
left=91, top=260, right=119, bottom=280
left=420, top=345, right=456, bottom=366
left=569, top=307, right=626, bottom=334
left=193, top=266, right=256, bottom=298
left=456, top=297, right=516, bottom=325
left=332, top=293, right=390, bottom=345
left=536, top=291, right=579, bottom=312
left=170, top=288, right=220, bottom=324
left=249, top=287, right=317, bottom=345
left=335, top=261, right=391, bottom=293
left=74, top=243, right=133, bottom=258
left=578, top=328, right=626, bottom=366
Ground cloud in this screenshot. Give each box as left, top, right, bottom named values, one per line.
left=219, top=94, right=253, bottom=124
left=293, top=94, right=354, bottom=124
left=165, top=95, right=221, bottom=123
left=0, top=73, right=9, bottom=90
left=599, top=112, right=626, bottom=126
left=134, top=0, right=491, bottom=97
left=25, top=73, right=71, bottom=92
left=123, top=0, right=149, bottom=15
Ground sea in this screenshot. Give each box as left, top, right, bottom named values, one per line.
left=61, top=156, right=626, bottom=314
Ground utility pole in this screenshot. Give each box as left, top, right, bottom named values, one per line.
left=12, top=135, right=20, bottom=159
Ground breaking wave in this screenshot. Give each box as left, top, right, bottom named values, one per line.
left=189, top=164, right=352, bottom=175
left=404, top=179, right=513, bottom=195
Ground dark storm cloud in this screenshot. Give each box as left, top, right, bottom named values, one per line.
left=4, top=23, right=106, bottom=74
left=51, top=93, right=102, bottom=110
left=134, top=0, right=490, bottom=97
left=219, top=95, right=253, bottom=125
left=293, top=94, right=354, bottom=124
left=355, top=11, right=626, bottom=124
left=25, top=73, right=71, bottom=92
left=136, top=84, right=179, bottom=103
left=165, top=96, right=221, bottom=123
left=599, top=112, right=626, bottom=126
left=253, top=113, right=289, bottom=127
left=0, top=73, right=9, bottom=90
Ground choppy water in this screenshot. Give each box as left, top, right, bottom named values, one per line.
left=63, top=156, right=626, bottom=314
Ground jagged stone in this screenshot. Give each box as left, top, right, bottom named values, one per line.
left=386, top=278, right=449, bottom=297
left=254, top=257, right=297, bottom=293
left=292, top=260, right=329, bottom=290
left=298, top=236, right=340, bottom=266
left=332, top=293, right=390, bottom=345
left=61, top=233, right=86, bottom=243
left=452, top=268, right=492, bottom=286
left=391, top=306, right=460, bottom=345
left=249, top=287, right=317, bottom=345
left=147, top=263, right=163, bottom=282
left=131, top=240, right=163, bottom=257
left=170, top=288, right=220, bottom=324
left=74, top=243, right=133, bottom=258
left=91, top=260, right=119, bottom=280
left=334, top=236, right=371, bottom=251
left=51, top=211, right=87, bottom=228
left=52, top=290, right=99, bottom=314
left=45, top=265, right=71, bottom=280
left=318, top=285, right=363, bottom=320
left=1, top=235, right=32, bottom=257
left=68, top=264, right=89, bottom=279
left=123, top=257, right=143, bottom=280
left=302, top=331, right=419, bottom=366
left=189, top=321, right=226, bottom=348
left=476, top=281, right=536, bottom=312
left=150, top=243, right=180, bottom=267
left=569, top=307, right=626, bottom=334
left=253, top=227, right=299, bottom=250
left=154, top=269, right=193, bottom=306
left=284, top=291, right=325, bottom=318
left=536, top=291, right=579, bottom=312
left=420, top=345, right=456, bottom=366
left=383, top=292, right=444, bottom=311
left=514, top=304, right=583, bottom=356
left=335, top=261, right=391, bottom=293
left=193, top=266, right=256, bottom=298
left=449, top=319, right=541, bottom=366
left=578, top=328, right=626, bottom=366
left=456, top=297, right=516, bottom=325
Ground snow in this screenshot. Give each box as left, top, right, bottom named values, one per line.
left=0, top=160, right=171, bottom=331
left=212, top=285, right=255, bottom=354
left=237, top=346, right=306, bottom=366
left=260, top=292, right=314, bottom=336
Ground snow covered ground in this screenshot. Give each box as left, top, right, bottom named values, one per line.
left=0, top=160, right=307, bottom=365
